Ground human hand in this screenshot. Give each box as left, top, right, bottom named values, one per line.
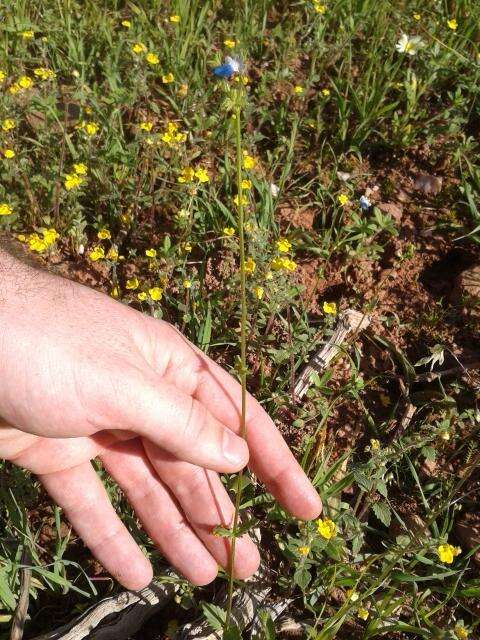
left=0, top=252, right=321, bottom=589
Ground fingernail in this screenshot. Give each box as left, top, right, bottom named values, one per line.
left=222, top=430, right=248, bottom=468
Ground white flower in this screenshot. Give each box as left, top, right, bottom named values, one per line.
left=395, top=34, right=424, bottom=56
left=269, top=183, right=279, bottom=197
left=226, top=56, right=242, bottom=73
left=359, top=195, right=371, bottom=210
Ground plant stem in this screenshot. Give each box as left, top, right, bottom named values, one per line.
left=225, top=99, right=248, bottom=630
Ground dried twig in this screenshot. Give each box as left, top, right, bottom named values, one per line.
left=10, top=549, right=31, bottom=640
left=294, top=309, right=371, bottom=400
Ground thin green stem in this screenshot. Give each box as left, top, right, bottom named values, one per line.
left=225, top=99, right=248, bottom=630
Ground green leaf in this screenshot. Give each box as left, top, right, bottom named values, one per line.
left=201, top=602, right=226, bottom=632
left=294, top=566, right=311, bottom=590
left=372, top=500, right=391, bottom=527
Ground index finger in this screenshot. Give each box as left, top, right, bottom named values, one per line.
left=164, top=327, right=322, bottom=521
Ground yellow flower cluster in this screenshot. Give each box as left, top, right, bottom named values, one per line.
left=178, top=166, right=209, bottom=183
left=21, top=228, right=59, bottom=253
left=160, top=121, right=187, bottom=146
left=0, top=70, right=5, bottom=83
left=271, top=256, right=296, bottom=272
left=33, top=67, right=56, bottom=81
left=64, top=163, right=88, bottom=190
left=8, top=75, right=33, bottom=94
left=224, top=39, right=236, bottom=48
left=162, top=72, right=174, bottom=84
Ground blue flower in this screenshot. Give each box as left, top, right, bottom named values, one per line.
left=213, top=56, right=242, bottom=79
left=359, top=195, right=371, bottom=210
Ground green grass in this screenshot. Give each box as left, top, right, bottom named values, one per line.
left=1, top=1, right=480, bottom=638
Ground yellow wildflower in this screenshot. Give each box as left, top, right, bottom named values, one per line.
left=224, top=39, right=236, bottom=48
left=137, top=291, right=147, bottom=301
left=223, top=227, right=235, bottom=236
left=293, top=85, right=304, bottom=94
left=42, top=228, right=59, bottom=245
left=253, top=286, right=264, bottom=300
left=64, top=174, right=84, bottom=190
left=437, top=544, right=461, bottom=564
left=298, top=546, right=310, bottom=556
left=276, top=238, right=292, bottom=253
left=107, top=247, right=119, bottom=261
left=3, top=149, right=15, bottom=158
left=447, top=18, right=458, bottom=31
left=177, top=83, right=188, bottom=97
left=18, top=75, right=33, bottom=89
left=20, top=30, right=34, bottom=39
left=110, top=286, right=120, bottom=298
left=317, top=518, right=336, bottom=540
left=338, top=193, right=349, bottom=206
left=1, top=119, right=15, bottom=131
left=313, top=2, right=326, bottom=14
left=322, top=87, right=331, bottom=96
left=242, top=153, right=256, bottom=170
left=73, top=162, right=88, bottom=175
left=271, top=256, right=297, bottom=272
left=323, top=301, right=337, bottom=315
left=0, top=71, right=5, bottom=83
left=370, top=438, right=381, bottom=451
left=126, top=277, right=140, bottom=290
left=145, top=52, right=159, bottom=65
left=178, top=167, right=195, bottom=183
left=145, top=248, right=157, bottom=258
left=89, top=246, right=105, bottom=261
left=162, top=72, right=174, bottom=83
left=97, top=228, right=111, bottom=240
left=131, top=42, right=147, bottom=55
left=148, top=287, right=163, bottom=301
left=121, top=19, right=131, bottom=28
left=33, top=67, right=56, bottom=80
left=357, top=608, right=369, bottom=621
left=17, top=234, right=26, bottom=242
left=0, top=203, right=13, bottom=216
left=454, top=625, right=469, bottom=640
left=346, top=589, right=359, bottom=602
left=413, top=13, right=421, bottom=21
left=181, top=241, right=192, bottom=253
left=84, top=121, right=99, bottom=136
left=139, top=121, right=154, bottom=132
left=27, top=234, right=46, bottom=252
left=244, top=257, right=256, bottom=274
left=194, top=167, right=209, bottom=183
left=234, top=194, right=248, bottom=207
left=169, top=15, right=180, bottom=23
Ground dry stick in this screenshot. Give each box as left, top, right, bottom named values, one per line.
left=31, top=576, right=177, bottom=640
left=294, top=309, right=371, bottom=400
left=10, top=549, right=31, bottom=640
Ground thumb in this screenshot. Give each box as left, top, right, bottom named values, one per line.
left=112, top=369, right=249, bottom=472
